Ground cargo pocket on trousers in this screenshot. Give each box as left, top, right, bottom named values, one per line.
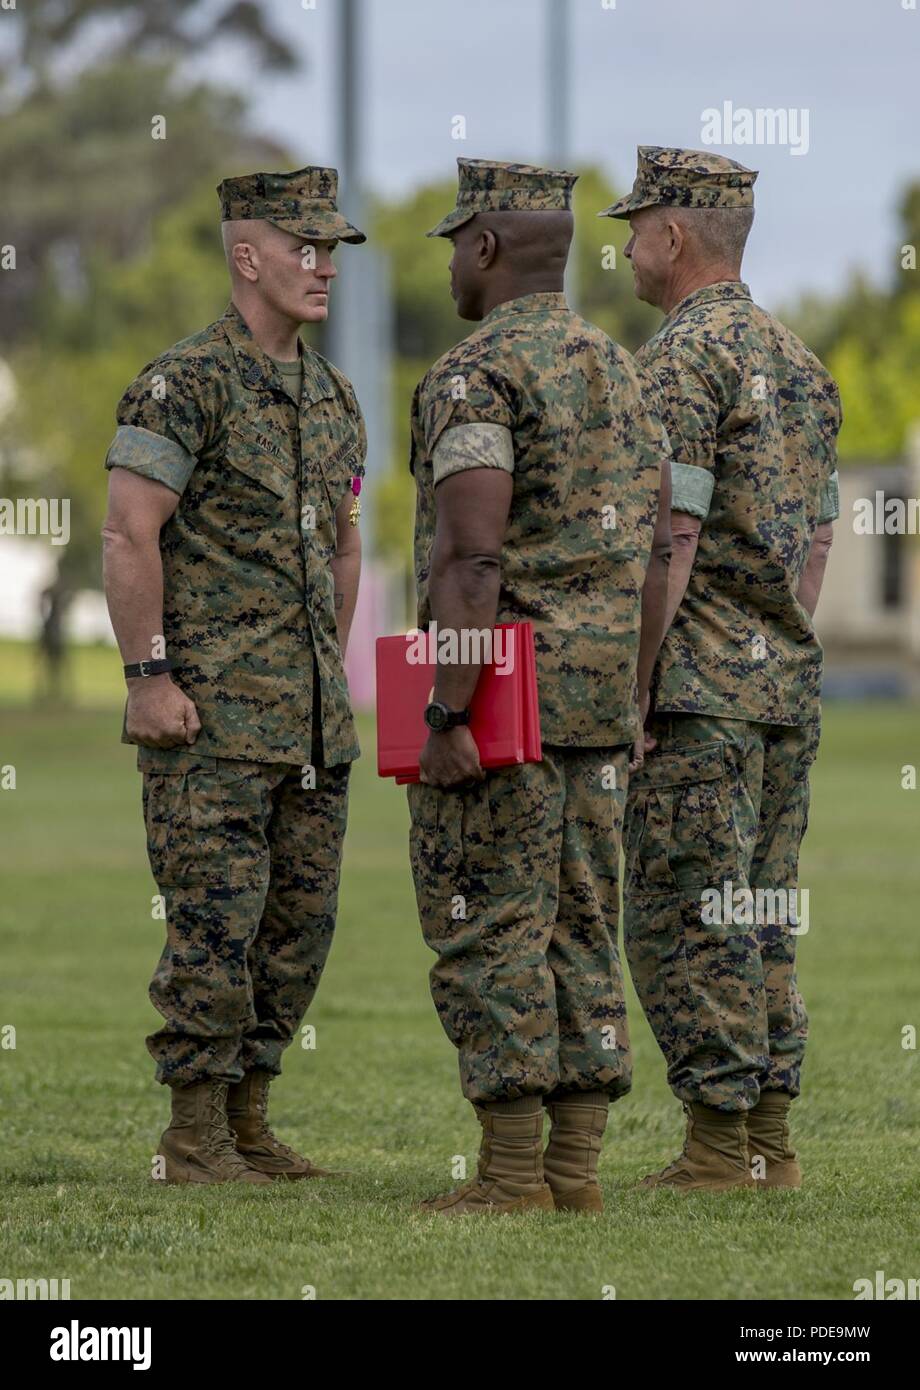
left=625, top=741, right=739, bottom=897
left=407, top=782, right=463, bottom=950
left=143, top=768, right=237, bottom=893
left=407, top=767, right=538, bottom=952
left=463, top=764, right=543, bottom=898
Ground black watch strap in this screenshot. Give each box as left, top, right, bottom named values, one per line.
left=424, top=700, right=471, bottom=732
left=124, top=659, right=176, bottom=679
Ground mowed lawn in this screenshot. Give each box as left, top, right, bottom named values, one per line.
left=1, top=641, right=918, bottom=1301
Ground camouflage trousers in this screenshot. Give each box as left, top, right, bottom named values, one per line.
left=623, top=714, right=820, bottom=1112
left=140, top=748, right=349, bottom=1086
left=407, top=746, right=632, bottom=1105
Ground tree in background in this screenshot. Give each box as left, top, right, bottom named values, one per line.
left=0, top=0, right=297, bottom=700
left=2, top=0, right=295, bottom=95
left=6, top=178, right=247, bottom=625
left=4, top=0, right=918, bottom=692
left=789, top=181, right=920, bottom=461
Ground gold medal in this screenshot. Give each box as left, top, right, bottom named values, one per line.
left=349, top=474, right=362, bottom=526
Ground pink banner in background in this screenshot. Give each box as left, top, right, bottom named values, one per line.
left=344, top=561, right=394, bottom=711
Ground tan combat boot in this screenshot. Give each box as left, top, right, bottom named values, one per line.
left=639, top=1103, right=755, bottom=1192
left=747, top=1091, right=802, bottom=1188
left=227, top=1071, right=334, bottom=1180
left=543, top=1091, right=609, bottom=1213
left=156, top=1079, right=274, bottom=1185
left=419, top=1097, right=555, bottom=1216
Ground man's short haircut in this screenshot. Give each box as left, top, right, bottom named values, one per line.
left=473, top=208, right=574, bottom=274
left=220, top=218, right=276, bottom=266
left=661, top=205, right=755, bottom=265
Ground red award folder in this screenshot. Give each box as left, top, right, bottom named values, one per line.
left=375, top=622, right=542, bottom=782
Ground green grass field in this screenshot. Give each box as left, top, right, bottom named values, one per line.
left=1, top=638, right=918, bottom=1300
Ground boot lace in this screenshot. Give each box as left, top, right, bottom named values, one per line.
left=249, top=1080, right=302, bottom=1162
left=205, top=1083, right=250, bottom=1172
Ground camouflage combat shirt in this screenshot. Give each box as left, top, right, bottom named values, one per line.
left=105, top=302, right=365, bottom=766
left=410, top=292, right=667, bottom=747
left=637, top=281, right=841, bottom=726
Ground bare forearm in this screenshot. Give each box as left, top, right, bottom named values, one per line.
left=428, top=554, right=500, bottom=709
left=664, top=534, right=698, bottom=632
left=331, top=544, right=360, bottom=656
left=797, top=526, right=833, bottom=618
left=637, top=551, right=670, bottom=701
left=102, top=530, right=167, bottom=663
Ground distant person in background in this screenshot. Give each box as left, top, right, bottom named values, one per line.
left=102, top=167, right=365, bottom=1185
left=407, top=159, right=671, bottom=1216
left=37, top=576, right=71, bottom=704
left=601, top=146, right=840, bottom=1191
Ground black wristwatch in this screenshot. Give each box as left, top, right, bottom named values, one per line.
left=424, top=700, right=471, bottom=733
left=123, top=659, right=176, bottom=680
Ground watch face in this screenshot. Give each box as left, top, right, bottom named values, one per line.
left=425, top=701, right=448, bottom=732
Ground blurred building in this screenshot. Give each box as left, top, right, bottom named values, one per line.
left=818, top=427, right=920, bottom=699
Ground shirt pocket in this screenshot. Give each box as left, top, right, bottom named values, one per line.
left=625, top=741, right=738, bottom=897
left=223, top=424, right=294, bottom=501
left=308, top=398, right=363, bottom=513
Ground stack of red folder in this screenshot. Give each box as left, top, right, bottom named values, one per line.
left=375, top=622, right=542, bottom=783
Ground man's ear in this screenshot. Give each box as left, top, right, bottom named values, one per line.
left=478, top=228, right=498, bottom=270
left=665, top=216, right=685, bottom=263
left=233, top=240, right=259, bottom=283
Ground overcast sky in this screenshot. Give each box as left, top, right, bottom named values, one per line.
left=239, top=0, right=919, bottom=308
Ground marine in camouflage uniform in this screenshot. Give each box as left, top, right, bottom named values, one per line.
left=408, top=159, right=670, bottom=1214
left=601, top=147, right=841, bottom=1189
left=103, top=166, right=366, bottom=1183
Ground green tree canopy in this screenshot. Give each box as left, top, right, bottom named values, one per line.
left=1, top=60, right=285, bottom=346
left=2, top=0, right=296, bottom=96
left=1, top=56, right=291, bottom=617
left=788, top=179, right=920, bottom=461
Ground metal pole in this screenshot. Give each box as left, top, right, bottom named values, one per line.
left=328, top=0, right=396, bottom=701
left=546, top=0, right=570, bottom=167
left=340, top=0, right=360, bottom=196
left=545, top=0, right=577, bottom=308
left=328, top=0, right=385, bottom=548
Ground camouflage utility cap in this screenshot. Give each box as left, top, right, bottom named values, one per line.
left=427, top=158, right=577, bottom=238
left=599, top=146, right=757, bottom=220
left=217, top=165, right=366, bottom=244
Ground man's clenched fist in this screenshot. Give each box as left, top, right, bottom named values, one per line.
left=125, top=676, right=201, bottom=749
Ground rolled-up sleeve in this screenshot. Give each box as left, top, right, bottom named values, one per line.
left=640, top=348, right=719, bottom=519
left=419, top=360, right=516, bottom=479
left=670, top=460, right=715, bottom=520
left=105, top=424, right=197, bottom=494
left=105, top=357, right=214, bottom=496
left=432, top=423, right=514, bottom=485
left=817, top=468, right=839, bottom=524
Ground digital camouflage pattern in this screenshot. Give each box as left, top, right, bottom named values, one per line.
left=142, top=747, right=350, bottom=1086
left=410, top=292, right=667, bottom=747
left=638, top=281, right=842, bottom=725
left=427, top=158, right=577, bottom=238
left=217, top=164, right=366, bottom=243
left=599, top=145, right=757, bottom=220
left=407, top=747, right=633, bottom=1104
left=106, top=302, right=365, bottom=766
left=623, top=713, right=818, bottom=1111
